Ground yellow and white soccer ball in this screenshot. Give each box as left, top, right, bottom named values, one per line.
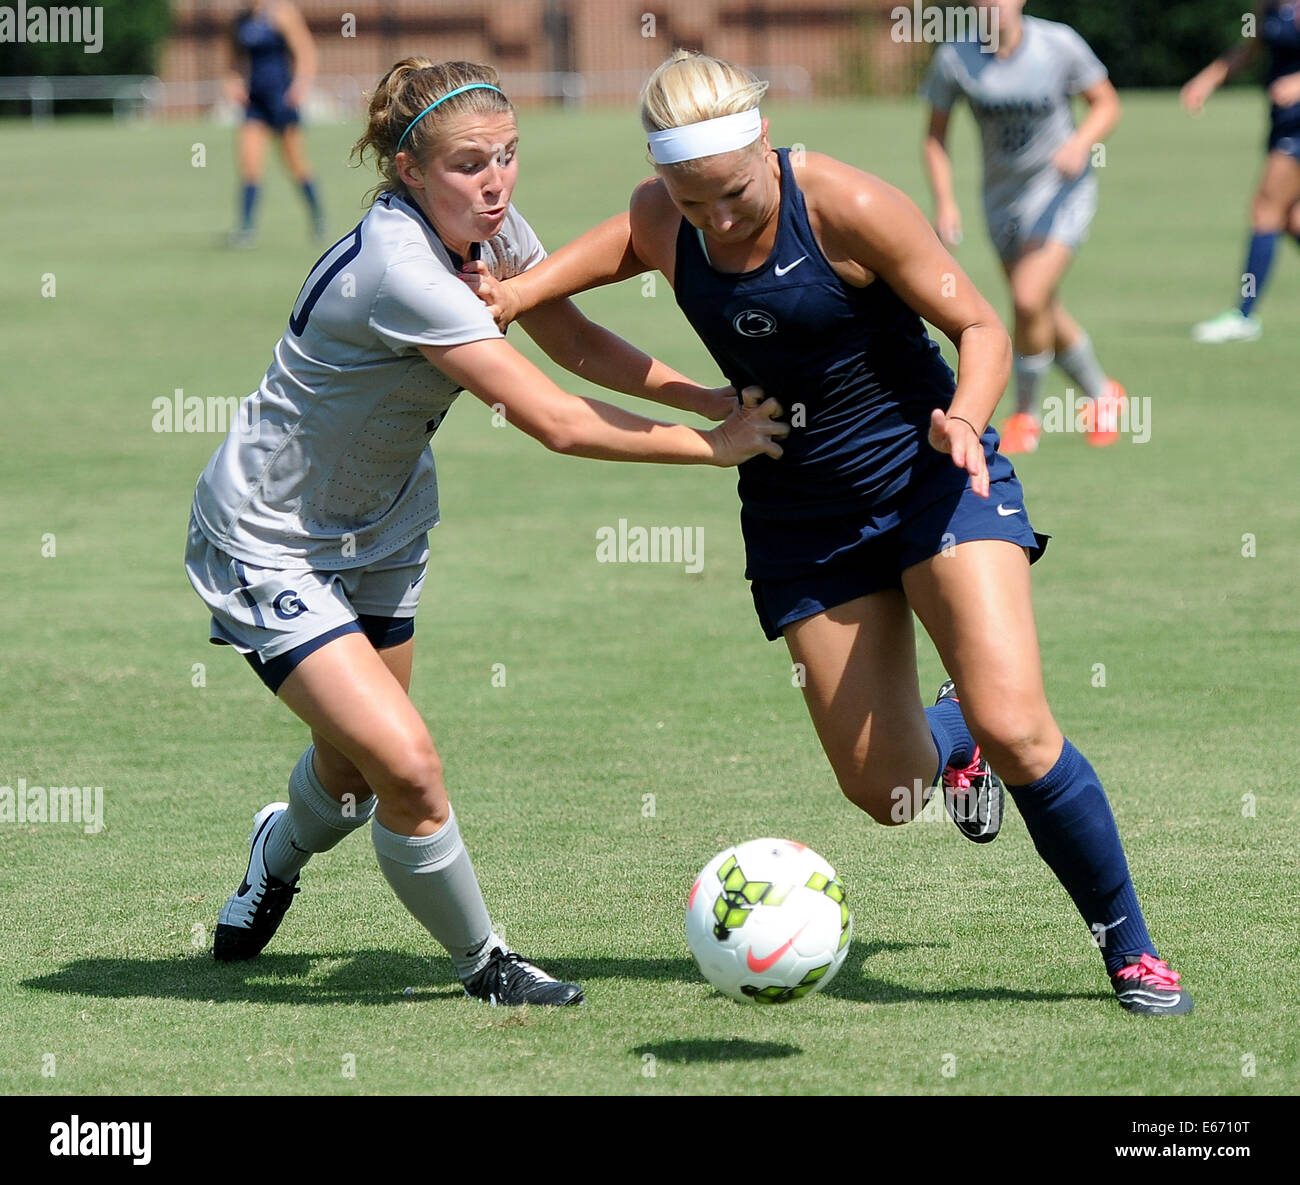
left=685, top=838, right=852, bottom=1004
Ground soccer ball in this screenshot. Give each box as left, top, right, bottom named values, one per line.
left=685, top=838, right=852, bottom=1004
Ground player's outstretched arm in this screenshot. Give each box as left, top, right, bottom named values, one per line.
left=272, top=1, right=317, bottom=106
left=1181, top=4, right=1263, bottom=113
left=419, top=338, right=785, bottom=465
left=805, top=155, right=1009, bottom=497
left=459, top=187, right=730, bottom=419
left=1054, top=78, right=1121, bottom=179
left=922, top=106, right=963, bottom=247
left=461, top=210, right=645, bottom=330
left=224, top=18, right=249, bottom=105
left=513, top=297, right=735, bottom=421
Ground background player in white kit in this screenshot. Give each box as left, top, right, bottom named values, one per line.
left=185, top=58, right=786, bottom=1006
left=921, top=0, right=1126, bottom=454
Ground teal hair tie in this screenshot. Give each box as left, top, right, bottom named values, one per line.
left=395, top=83, right=505, bottom=153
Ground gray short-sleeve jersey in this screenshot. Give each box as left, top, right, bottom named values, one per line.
left=191, top=193, right=545, bottom=570
left=919, top=16, right=1108, bottom=209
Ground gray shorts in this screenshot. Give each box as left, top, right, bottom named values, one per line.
left=185, top=514, right=427, bottom=688
left=985, top=169, right=1098, bottom=262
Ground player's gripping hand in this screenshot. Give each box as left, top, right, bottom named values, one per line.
left=458, top=260, right=521, bottom=331
left=697, top=385, right=740, bottom=422
left=707, top=386, right=788, bottom=466
left=1269, top=72, right=1300, bottom=108
left=929, top=408, right=989, bottom=499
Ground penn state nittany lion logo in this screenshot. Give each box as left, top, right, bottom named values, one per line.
left=272, top=590, right=308, bottom=620
left=733, top=309, right=778, bottom=338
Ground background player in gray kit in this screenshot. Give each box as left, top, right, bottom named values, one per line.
left=921, top=0, right=1125, bottom=454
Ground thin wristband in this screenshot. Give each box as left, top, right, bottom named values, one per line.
left=949, top=415, right=982, bottom=436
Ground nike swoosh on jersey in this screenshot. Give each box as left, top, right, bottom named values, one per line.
left=773, top=256, right=807, bottom=277
left=746, top=922, right=809, bottom=973
left=996, top=504, right=1022, bottom=516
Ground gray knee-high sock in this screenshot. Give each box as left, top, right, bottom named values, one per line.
left=372, top=806, right=502, bottom=979
left=1013, top=349, right=1054, bottom=417
left=1055, top=333, right=1107, bottom=402
left=263, top=746, right=376, bottom=882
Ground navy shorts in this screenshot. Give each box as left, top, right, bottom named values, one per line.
left=246, top=88, right=300, bottom=132
left=1269, top=130, right=1300, bottom=164
left=238, top=614, right=414, bottom=693
left=749, top=474, right=1049, bottom=642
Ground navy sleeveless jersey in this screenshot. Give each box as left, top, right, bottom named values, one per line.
left=1265, top=3, right=1300, bottom=139
left=673, top=147, right=1011, bottom=579
left=235, top=9, right=293, bottom=99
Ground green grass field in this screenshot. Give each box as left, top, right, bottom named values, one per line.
left=1, top=91, right=1297, bottom=1097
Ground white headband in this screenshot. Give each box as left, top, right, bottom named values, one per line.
left=646, top=108, right=762, bottom=165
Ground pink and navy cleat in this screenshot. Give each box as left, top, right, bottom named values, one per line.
left=1111, top=953, right=1194, bottom=1016
left=936, top=680, right=1004, bottom=844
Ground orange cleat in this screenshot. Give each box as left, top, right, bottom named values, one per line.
left=999, top=412, right=1041, bottom=455
left=1086, top=380, right=1126, bottom=447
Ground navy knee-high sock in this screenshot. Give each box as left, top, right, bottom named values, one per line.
left=299, top=177, right=322, bottom=223
left=1240, top=231, right=1279, bottom=316
left=1005, top=739, right=1155, bottom=974
left=925, top=697, right=974, bottom=781
left=239, top=183, right=259, bottom=230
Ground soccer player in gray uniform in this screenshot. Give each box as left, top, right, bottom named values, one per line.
left=921, top=0, right=1125, bottom=454
left=185, top=58, right=787, bottom=1006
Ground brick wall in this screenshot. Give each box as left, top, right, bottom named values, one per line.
left=161, top=0, right=928, bottom=111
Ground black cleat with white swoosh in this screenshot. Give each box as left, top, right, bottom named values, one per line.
left=462, top=948, right=584, bottom=1007
left=214, top=802, right=300, bottom=962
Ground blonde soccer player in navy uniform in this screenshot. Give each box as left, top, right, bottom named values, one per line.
left=1185, top=1, right=1300, bottom=342
left=465, top=51, right=1193, bottom=1014
left=920, top=0, right=1126, bottom=454
left=225, top=1, right=324, bottom=245
left=186, top=58, right=786, bottom=1006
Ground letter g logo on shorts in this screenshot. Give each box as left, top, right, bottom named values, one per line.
left=272, top=590, right=308, bottom=620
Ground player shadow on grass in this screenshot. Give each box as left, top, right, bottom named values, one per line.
left=22, top=950, right=470, bottom=1006
left=22, top=950, right=722, bottom=1006
left=823, top=940, right=1110, bottom=1005
left=24, top=951, right=741, bottom=1006
left=23, top=939, right=1109, bottom=1006
left=632, top=1038, right=801, bottom=1063
left=544, top=940, right=1109, bottom=1006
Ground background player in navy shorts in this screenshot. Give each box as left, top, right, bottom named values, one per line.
left=1185, top=1, right=1300, bottom=341
left=224, top=0, right=324, bottom=245
left=466, top=50, right=1195, bottom=1015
